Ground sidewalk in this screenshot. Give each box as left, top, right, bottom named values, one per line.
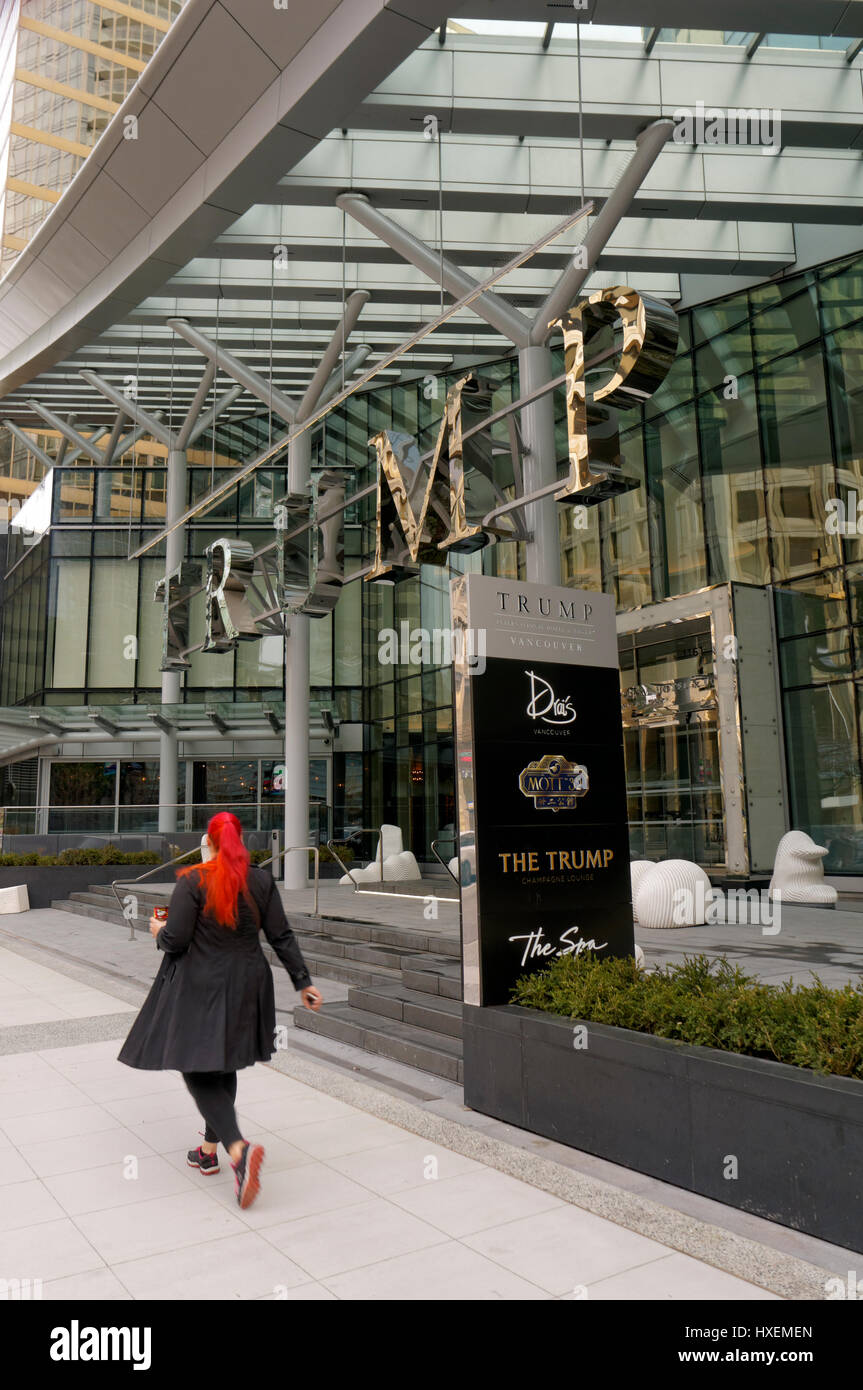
left=0, top=934, right=845, bottom=1301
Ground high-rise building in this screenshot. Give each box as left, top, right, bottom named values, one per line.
left=1, top=7, right=862, bottom=888
left=0, top=0, right=184, bottom=274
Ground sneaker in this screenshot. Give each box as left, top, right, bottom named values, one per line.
left=231, top=1141, right=264, bottom=1209
left=187, top=1145, right=220, bottom=1175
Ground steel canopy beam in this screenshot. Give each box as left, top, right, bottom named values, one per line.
left=100, top=410, right=127, bottom=467
left=263, top=708, right=283, bottom=734
left=129, top=196, right=599, bottom=559
left=186, top=384, right=245, bottom=447
left=206, top=709, right=230, bottom=734
left=89, top=712, right=120, bottom=736
left=29, top=714, right=66, bottom=737
left=24, top=403, right=110, bottom=465
left=3, top=420, right=56, bottom=472
left=175, top=361, right=217, bottom=450
left=319, top=344, right=372, bottom=408
left=110, top=414, right=168, bottom=462
left=166, top=320, right=299, bottom=427
left=6, top=411, right=166, bottom=471
left=336, top=192, right=535, bottom=348
left=296, top=290, right=369, bottom=422
left=529, top=118, right=674, bottom=345
left=55, top=417, right=75, bottom=466
left=77, top=372, right=174, bottom=449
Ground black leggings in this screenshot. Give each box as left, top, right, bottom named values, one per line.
left=182, top=1071, right=243, bottom=1150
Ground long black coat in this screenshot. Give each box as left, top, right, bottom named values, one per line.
left=117, top=866, right=312, bottom=1073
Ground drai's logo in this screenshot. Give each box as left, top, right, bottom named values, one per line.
left=518, top=754, right=588, bottom=811
left=526, top=669, right=576, bottom=725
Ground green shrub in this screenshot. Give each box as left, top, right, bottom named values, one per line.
left=0, top=849, right=161, bottom=867
left=511, top=953, right=863, bottom=1081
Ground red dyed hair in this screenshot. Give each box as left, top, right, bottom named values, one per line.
left=178, top=811, right=250, bottom=928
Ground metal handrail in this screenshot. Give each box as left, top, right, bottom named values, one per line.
left=430, top=838, right=460, bottom=887
left=112, top=842, right=320, bottom=935
left=260, top=843, right=320, bottom=916
left=325, top=827, right=383, bottom=891
left=111, top=845, right=204, bottom=940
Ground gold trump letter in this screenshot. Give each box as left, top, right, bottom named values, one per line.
left=550, top=285, right=678, bottom=504
left=366, top=373, right=486, bottom=583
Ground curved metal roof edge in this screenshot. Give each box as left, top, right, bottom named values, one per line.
left=0, top=0, right=448, bottom=400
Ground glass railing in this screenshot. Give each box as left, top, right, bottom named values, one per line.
left=0, top=802, right=330, bottom=842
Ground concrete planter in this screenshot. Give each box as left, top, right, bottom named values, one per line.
left=463, top=1003, right=863, bottom=1249
left=0, top=865, right=140, bottom=910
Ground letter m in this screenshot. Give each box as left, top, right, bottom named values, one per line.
left=102, top=1329, right=128, bottom=1360
left=365, top=374, right=484, bottom=583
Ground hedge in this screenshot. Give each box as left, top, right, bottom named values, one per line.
left=511, top=953, right=863, bottom=1080
left=0, top=848, right=161, bottom=867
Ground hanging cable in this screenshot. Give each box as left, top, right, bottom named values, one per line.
left=169, top=304, right=175, bottom=440
left=211, top=268, right=220, bottom=492
left=269, top=250, right=274, bottom=453
left=128, top=332, right=142, bottom=558
left=437, top=120, right=444, bottom=317
left=341, top=206, right=347, bottom=393
left=577, top=22, right=585, bottom=209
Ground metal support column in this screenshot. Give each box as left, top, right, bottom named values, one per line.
left=518, top=344, right=561, bottom=585
left=283, top=433, right=311, bottom=891
left=279, top=294, right=369, bottom=891
left=158, top=447, right=188, bottom=833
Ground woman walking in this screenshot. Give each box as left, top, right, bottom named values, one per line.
left=118, top=812, right=321, bottom=1209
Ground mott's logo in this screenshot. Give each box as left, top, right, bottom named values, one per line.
left=519, top=754, right=588, bottom=811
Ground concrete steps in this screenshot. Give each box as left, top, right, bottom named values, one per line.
left=293, top=953, right=465, bottom=1080
left=348, top=982, right=464, bottom=1039
left=52, top=882, right=466, bottom=1082
left=293, top=1001, right=464, bottom=1082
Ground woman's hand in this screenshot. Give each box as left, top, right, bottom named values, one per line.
left=149, top=914, right=164, bottom=940
left=300, top=986, right=323, bottom=1011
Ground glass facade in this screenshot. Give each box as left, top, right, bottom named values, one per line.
left=1, top=0, right=185, bottom=271
left=4, top=248, right=863, bottom=871
left=620, top=620, right=723, bottom=867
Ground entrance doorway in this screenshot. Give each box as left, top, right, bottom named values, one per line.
left=619, top=619, right=724, bottom=866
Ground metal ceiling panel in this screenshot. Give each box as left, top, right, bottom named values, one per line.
left=150, top=4, right=281, bottom=158
left=230, top=0, right=345, bottom=67
left=101, top=105, right=208, bottom=217
left=65, top=173, right=154, bottom=260
left=35, top=223, right=111, bottom=297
